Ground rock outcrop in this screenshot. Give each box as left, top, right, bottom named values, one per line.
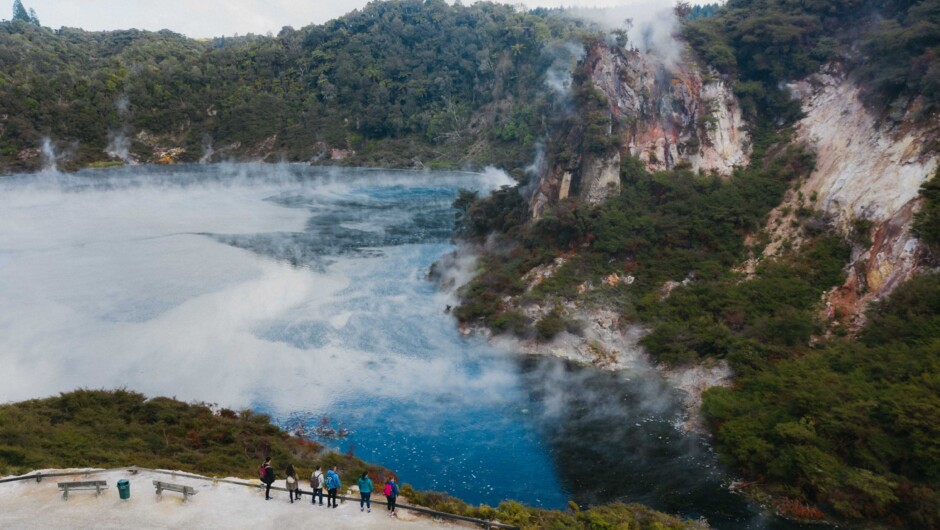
left=579, top=151, right=622, bottom=203
left=530, top=43, right=750, bottom=218
left=589, top=45, right=749, bottom=175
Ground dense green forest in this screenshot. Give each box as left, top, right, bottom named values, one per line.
left=703, top=274, right=940, bottom=527
left=0, top=390, right=700, bottom=530
left=0, top=0, right=592, bottom=174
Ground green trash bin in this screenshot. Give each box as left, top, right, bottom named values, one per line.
left=118, top=479, right=130, bottom=500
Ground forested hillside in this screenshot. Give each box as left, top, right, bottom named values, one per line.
left=682, top=0, right=940, bottom=126
left=0, top=0, right=589, bottom=174
left=452, top=0, right=939, bottom=527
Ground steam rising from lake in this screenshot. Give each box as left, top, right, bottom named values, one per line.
left=0, top=164, right=512, bottom=408
left=0, top=164, right=803, bottom=526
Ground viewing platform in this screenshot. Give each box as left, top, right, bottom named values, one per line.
left=0, top=467, right=507, bottom=529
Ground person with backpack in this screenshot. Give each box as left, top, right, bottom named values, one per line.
left=383, top=476, right=400, bottom=515
left=310, top=465, right=325, bottom=506
left=259, top=457, right=275, bottom=500
left=285, top=463, right=300, bottom=503
left=325, top=465, right=341, bottom=508
left=357, top=471, right=374, bottom=513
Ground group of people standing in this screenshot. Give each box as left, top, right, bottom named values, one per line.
left=258, top=457, right=400, bottom=515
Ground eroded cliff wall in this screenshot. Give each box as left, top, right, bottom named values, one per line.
left=763, top=65, right=939, bottom=325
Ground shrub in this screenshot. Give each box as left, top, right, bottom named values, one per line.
left=913, top=167, right=940, bottom=252
left=536, top=308, right=567, bottom=340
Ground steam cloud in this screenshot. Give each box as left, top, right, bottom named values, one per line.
left=106, top=96, right=136, bottom=164
left=200, top=135, right=215, bottom=163
left=116, top=95, right=130, bottom=116
left=105, top=130, right=133, bottom=163
left=565, top=3, right=684, bottom=70
left=0, top=164, right=518, bottom=411
left=544, top=41, right=586, bottom=97
left=39, top=137, right=59, bottom=173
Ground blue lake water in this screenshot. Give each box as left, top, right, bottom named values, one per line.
left=0, top=164, right=810, bottom=529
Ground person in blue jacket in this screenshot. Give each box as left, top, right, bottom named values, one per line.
left=357, top=471, right=374, bottom=512
left=326, top=465, right=341, bottom=508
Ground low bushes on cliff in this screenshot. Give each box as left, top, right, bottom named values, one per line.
left=401, top=485, right=704, bottom=530
left=913, top=166, right=940, bottom=253
left=639, top=235, right=850, bottom=367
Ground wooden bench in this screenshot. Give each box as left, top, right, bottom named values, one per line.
left=153, top=480, right=197, bottom=501
left=58, top=480, right=108, bottom=500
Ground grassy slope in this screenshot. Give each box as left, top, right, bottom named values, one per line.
left=0, top=389, right=378, bottom=483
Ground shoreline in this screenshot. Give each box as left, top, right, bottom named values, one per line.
left=460, top=304, right=733, bottom=434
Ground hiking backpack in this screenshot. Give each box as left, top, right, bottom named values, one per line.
left=384, top=482, right=393, bottom=496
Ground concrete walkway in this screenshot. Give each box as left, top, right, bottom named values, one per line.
left=0, top=469, right=468, bottom=529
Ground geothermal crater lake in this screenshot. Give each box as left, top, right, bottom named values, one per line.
left=0, top=164, right=801, bottom=529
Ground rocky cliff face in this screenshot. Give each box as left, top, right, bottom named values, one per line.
left=530, top=43, right=750, bottom=218
left=762, top=65, right=939, bottom=325
left=589, top=45, right=749, bottom=175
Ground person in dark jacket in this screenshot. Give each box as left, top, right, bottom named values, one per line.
left=260, top=457, right=275, bottom=500
left=357, top=471, right=374, bottom=512
left=384, top=477, right=400, bottom=515
left=285, top=463, right=300, bottom=503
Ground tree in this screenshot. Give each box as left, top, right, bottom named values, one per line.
left=11, top=0, right=38, bottom=25
left=674, top=2, right=692, bottom=19
left=11, top=0, right=28, bottom=22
